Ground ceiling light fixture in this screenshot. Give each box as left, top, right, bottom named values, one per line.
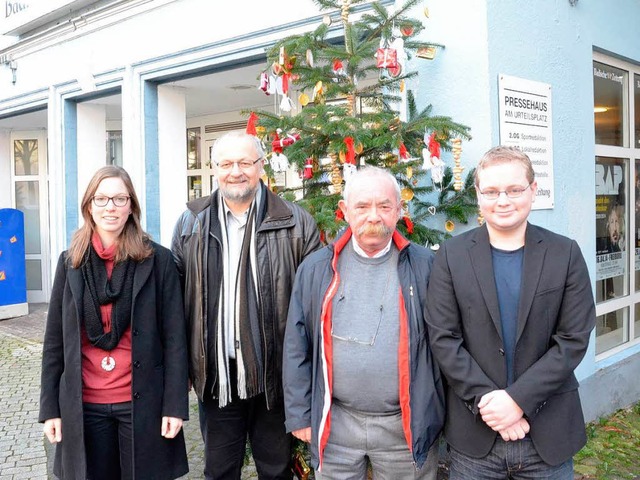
left=229, top=84, right=254, bottom=91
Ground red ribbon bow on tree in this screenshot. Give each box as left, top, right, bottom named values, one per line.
left=399, top=142, right=409, bottom=160
left=246, top=112, right=259, bottom=135
left=428, top=133, right=441, bottom=159
left=403, top=216, right=414, bottom=234
left=344, top=137, right=356, bottom=165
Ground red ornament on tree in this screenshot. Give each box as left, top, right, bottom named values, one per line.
left=400, top=25, right=414, bottom=37
left=428, top=133, right=441, bottom=159
left=344, top=137, right=356, bottom=165
left=375, top=48, right=398, bottom=68
left=403, top=216, right=414, bottom=234
left=388, top=62, right=403, bottom=78
left=246, top=112, right=259, bottom=135
left=259, top=72, right=270, bottom=94
left=303, top=158, right=314, bottom=179
left=272, top=131, right=301, bottom=153
left=399, top=142, right=409, bottom=161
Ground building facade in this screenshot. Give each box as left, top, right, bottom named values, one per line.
left=1, top=0, right=639, bottom=420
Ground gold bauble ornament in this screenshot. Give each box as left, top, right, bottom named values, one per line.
left=445, top=220, right=455, bottom=232
left=355, top=143, right=364, bottom=154
left=401, top=187, right=415, bottom=201
left=338, top=151, right=346, bottom=163
left=299, top=93, right=310, bottom=106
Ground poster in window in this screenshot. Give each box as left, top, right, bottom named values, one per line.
left=635, top=74, right=640, bottom=148
left=636, top=160, right=640, bottom=271
left=596, top=158, right=626, bottom=281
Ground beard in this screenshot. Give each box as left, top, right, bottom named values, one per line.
left=219, top=182, right=259, bottom=205
left=357, top=223, right=394, bottom=238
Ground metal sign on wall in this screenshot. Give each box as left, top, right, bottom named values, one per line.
left=498, top=74, right=554, bottom=210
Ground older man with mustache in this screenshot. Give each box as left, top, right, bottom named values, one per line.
left=283, top=166, right=445, bottom=479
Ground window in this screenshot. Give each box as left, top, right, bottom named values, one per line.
left=594, top=61, right=628, bottom=147
left=107, top=131, right=123, bottom=166
left=186, top=127, right=203, bottom=201
left=594, top=54, right=640, bottom=357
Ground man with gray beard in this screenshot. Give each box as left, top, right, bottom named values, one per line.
left=283, top=167, right=445, bottom=479
left=172, top=132, right=321, bottom=479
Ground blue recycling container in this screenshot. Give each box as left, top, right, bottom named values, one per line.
left=0, top=208, right=28, bottom=319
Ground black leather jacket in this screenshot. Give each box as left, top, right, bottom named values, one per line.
left=171, top=182, right=321, bottom=407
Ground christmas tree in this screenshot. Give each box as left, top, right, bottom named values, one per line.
left=249, top=0, right=477, bottom=246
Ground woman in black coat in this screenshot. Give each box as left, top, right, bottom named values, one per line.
left=39, top=166, right=189, bottom=480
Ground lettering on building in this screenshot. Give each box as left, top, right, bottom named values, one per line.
left=5, top=1, right=29, bottom=19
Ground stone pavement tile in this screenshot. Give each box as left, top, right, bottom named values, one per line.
left=0, top=303, right=47, bottom=344
left=0, top=333, right=46, bottom=480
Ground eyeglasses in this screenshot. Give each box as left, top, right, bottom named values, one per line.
left=92, top=195, right=130, bottom=207
left=479, top=183, right=532, bottom=200
left=331, top=305, right=383, bottom=346
left=215, top=157, right=262, bottom=171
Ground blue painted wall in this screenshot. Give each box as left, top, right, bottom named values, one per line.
left=143, top=81, right=160, bottom=241
left=407, top=0, right=640, bottom=408
left=64, top=100, right=78, bottom=246
left=485, top=0, right=640, bottom=382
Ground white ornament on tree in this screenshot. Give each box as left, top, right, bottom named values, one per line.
left=270, top=153, right=290, bottom=173
left=343, top=163, right=357, bottom=181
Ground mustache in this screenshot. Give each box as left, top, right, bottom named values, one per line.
left=357, top=223, right=394, bottom=237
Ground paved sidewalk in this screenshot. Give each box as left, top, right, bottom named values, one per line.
left=3, top=304, right=589, bottom=479
left=0, top=304, right=258, bottom=480
left=0, top=306, right=48, bottom=480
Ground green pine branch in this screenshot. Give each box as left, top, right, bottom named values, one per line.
left=246, top=0, right=476, bottom=244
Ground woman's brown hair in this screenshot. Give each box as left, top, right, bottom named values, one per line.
left=67, top=166, right=153, bottom=268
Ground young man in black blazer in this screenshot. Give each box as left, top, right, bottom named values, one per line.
left=426, top=146, right=595, bottom=479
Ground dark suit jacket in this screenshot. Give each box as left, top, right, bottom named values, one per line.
left=425, top=223, right=595, bottom=466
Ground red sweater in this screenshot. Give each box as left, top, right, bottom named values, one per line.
left=81, top=234, right=132, bottom=404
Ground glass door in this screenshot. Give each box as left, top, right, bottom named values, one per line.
left=186, top=127, right=205, bottom=201
left=10, top=131, right=50, bottom=303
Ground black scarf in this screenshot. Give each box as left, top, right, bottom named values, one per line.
left=81, top=246, right=135, bottom=351
left=215, top=197, right=264, bottom=407
left=235, top=202, right=263, bottom=399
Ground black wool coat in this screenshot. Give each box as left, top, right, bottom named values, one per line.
left=39, top=242, right=189, bottom=480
